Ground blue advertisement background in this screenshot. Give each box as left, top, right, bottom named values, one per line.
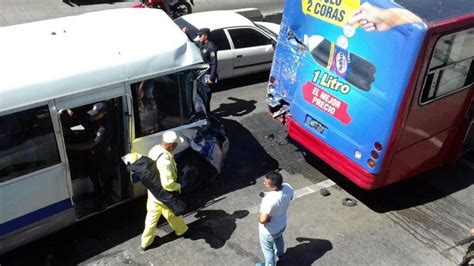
left=271, top=0, right=427, bottom=173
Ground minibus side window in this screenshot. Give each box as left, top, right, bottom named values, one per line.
left=0, top=106, right=61, bottom=182
left=131, top=74, right=183, bottom=138
left=421, top=28, right=474, bottom=104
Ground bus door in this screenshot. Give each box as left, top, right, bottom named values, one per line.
left=55, top=87, right=132, bottom=218
left=394, top=27, right=473, bottom=179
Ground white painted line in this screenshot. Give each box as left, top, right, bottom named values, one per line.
left=293, top=179, right=336, bottom=199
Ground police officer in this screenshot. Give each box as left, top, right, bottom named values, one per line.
left=66, top=102, right=114, bottom=209
left=197, top=28, right=218, bottom=113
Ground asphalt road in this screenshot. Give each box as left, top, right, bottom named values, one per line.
left=1, top=1, right=473, bottom=265
left=0, top=0, right=284, bottom=26
left=1, top=72, right=473, bottom=265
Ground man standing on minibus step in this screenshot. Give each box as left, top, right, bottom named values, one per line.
left=66, top=102, right=114, bottom=210
left=257, top=171, right=294, bottom=266
left=181, top=27, right=218, bottom=112
left=197, top=28, right=218, bottom=113
left=140, top=130, right=188, bottom=251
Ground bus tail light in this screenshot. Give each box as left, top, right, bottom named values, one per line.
left=270, top=76, right=276, bottom=84
left=374, top=142, right=383, bottom=151
left=370, top=150, right=379, bottom=159
left=367, top=159, right=376, bottom=168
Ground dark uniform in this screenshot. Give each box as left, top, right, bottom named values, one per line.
left=87, top=114, right=114, bottom=203
left=72, top=102, right=114, bottom=206
left=197, top=28, right=218, bottom=112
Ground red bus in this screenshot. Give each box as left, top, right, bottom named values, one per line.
left=267, top=0, right=474, bottom=189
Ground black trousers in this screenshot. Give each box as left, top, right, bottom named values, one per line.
left=88, top=149, right=114, bottom=201
left=199, top=83, right=215, bottom=113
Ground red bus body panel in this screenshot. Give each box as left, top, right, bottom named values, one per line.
left=286, top=13, right=474, bottom=190
left=287, top=117, right=383, bottom=190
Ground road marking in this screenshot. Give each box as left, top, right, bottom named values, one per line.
left=293, top=179, right=336, bottom=199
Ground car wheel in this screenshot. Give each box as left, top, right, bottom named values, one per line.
left=175, top=2, right=192, bottom=17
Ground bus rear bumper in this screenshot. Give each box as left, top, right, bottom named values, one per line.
left=287, top=117, right=381, bottom=190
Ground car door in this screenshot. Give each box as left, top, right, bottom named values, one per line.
left=209, top=29, right=233, bottom=80
left=226, top=27, right=275, bottom=78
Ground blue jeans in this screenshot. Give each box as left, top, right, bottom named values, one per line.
left=259, top=227, right=285, bottom=266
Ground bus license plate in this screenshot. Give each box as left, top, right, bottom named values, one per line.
left=308, top=118, right=327, bottom=134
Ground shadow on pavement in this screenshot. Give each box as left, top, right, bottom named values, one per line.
left=279, top=237, right=332, bottom=266
left=302, top=147, right=474, bottom=213
left=213, top=97, right=257, bottom=118
left=178, top=115, right=279, bottom=222
left=146, top=210, right=249, bottom=250
left=186, top=209, right=249, bottom=248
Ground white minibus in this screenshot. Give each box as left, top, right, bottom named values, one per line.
left=0, top=8, right=229, bottom=254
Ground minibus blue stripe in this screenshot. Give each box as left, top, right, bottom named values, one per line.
left=0, top=199, right=72, bottom=236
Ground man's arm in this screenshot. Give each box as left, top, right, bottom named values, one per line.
left=157, top=157, right=181, bottom=192
left=66, top=124, right=105, bottom=151
left=258, top=197, right=272, bottom=224
left=258, top=212, right=270, bottom=224
left=208, top=45, right=218, bottom=83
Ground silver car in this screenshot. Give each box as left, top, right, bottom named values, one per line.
left=175, top=10, right=280, bottom=80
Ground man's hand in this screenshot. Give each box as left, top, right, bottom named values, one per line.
left=470, top=228, right=474, bottom=236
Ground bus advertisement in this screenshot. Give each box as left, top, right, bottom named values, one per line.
left=267, top=0, right=473, bottom=189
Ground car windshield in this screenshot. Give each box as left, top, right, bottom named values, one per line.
left=254, top=23, right=277, bottom=39
left=174, top=17, right=199, bottom=40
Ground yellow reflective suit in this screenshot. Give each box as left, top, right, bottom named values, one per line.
left=140, top=145, right=188, bottom=249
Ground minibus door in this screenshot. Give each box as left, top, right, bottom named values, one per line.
left=55, top=87, right=132, bottom=218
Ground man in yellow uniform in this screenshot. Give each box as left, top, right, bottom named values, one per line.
left=140, top=130, right=188, bottom=251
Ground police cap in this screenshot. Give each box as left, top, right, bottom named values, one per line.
left=197, top=28, right=210, bottom=36
left=87, top=102, right=107, bottom=117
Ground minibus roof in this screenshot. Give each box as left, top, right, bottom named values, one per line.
left=395, top=0, right=474, bottom=23
left=0, top=8, right=205, bottom=112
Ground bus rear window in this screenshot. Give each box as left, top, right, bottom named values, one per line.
left=421, top=28, right=474, bottom=104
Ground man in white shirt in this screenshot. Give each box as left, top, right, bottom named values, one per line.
left=257, top=171, right=294, bottom=266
